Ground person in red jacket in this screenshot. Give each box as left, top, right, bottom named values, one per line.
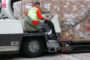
left=26, top=2, right=48, bottom=26
left=26, top=2, right=55, bottom=39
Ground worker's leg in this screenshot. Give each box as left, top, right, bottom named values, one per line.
left=37, top=22, right=50, bottom=32
left=37, top=22, right=56, bottom=39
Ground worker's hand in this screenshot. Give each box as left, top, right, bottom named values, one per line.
left=44, top=17, right=49, bottom=20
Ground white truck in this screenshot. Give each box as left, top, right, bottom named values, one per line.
left=0, top=0, right=61, bottom=57
left=1, top=0, right=90, bottom=58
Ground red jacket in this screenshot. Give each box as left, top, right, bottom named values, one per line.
left=26, top=6, right=44, bottom=26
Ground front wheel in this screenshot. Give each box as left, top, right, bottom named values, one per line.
left=22, top=38, right=45, bottom=57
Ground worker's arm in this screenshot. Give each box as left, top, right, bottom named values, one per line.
left=37, top=9, right=49, bottom=20
left=37, top=9, right=44, bottom=20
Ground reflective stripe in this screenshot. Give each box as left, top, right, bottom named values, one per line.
left=0, top=46, right=19, bottom=51
left=28, top=8, right=39, bottom=21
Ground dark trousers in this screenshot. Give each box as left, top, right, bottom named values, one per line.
left=37, top=22, right=50, bottom=33
left=37, top=22, right=56, bottom=39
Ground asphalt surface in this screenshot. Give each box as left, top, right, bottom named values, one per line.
left=1, top=52, right=90, bottom=60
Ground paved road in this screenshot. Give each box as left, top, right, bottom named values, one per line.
left=1, top=53, right=90, bottom=60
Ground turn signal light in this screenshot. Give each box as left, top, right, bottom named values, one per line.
left=2, top=0, right=6, bottom=8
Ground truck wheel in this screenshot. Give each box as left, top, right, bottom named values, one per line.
left=22, top=38, right=44, bottom=57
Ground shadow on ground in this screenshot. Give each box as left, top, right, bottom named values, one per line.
left=0, top=51, right=90, bottom=60
left=0, top=52, right=60, bottom=60
left=0, top=54, right=21, bottom=60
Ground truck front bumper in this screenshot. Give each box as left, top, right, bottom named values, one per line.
left=47, top=40, right=61, bottom=52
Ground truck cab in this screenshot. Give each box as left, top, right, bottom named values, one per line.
left=0, top=14, right=61, bottom=57
left=0, top=0, right=62, bottom=57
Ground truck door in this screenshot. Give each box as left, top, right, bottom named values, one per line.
left=0, top=20, right=23, bottom=52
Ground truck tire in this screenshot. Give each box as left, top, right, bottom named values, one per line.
left=22, top=38, right=45, bottom=57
